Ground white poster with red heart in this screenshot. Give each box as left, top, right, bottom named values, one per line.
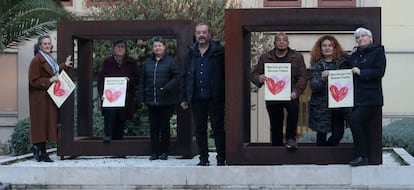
left=264, top=63, right=291, bottom=101
left=102, top=77, right=127, bottom=107
left=328, top=69, right=354, bottom=108
left=47, top=70, right=76, bottom=108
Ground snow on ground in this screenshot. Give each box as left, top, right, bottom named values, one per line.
left=9, top=153, right=218, bottom=167
left=6, top=151, right=402, bottom=167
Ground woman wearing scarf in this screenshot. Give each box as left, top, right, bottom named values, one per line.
left=28, top=35, right=72, bottom=162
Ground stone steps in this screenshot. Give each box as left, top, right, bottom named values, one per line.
left=1, top=148, right=414, bottom=190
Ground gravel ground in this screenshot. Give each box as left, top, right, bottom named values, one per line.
left=5, top=151, right=402, bottom=167
left=8, top=153, right=218, bottom=167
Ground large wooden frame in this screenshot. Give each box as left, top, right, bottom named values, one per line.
left=57, top=20, right=196, bottom=158
left=225, top=8, right=382, bottom=165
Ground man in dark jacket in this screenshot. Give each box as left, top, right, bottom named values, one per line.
left=180, top=22, right=226, bottom=166
left=251, top=32, right=307, bottom=150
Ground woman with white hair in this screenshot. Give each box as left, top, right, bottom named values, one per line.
left=348, top=27, right=386, bottom=166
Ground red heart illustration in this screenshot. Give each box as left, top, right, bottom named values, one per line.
left=266, top=78, right=286, bottom=95
left=53, top=80, right=65, bottom=97
left=104, top=89, right=122, bottom=103
left=329, top=85, right=348, bottom=102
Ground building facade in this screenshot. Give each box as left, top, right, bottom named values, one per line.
left=0, top=0, right=412, bottom=151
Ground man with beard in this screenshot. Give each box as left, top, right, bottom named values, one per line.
left=180, top=22, right=226, bottom=166
left=251, top=32, right=307, bottom=150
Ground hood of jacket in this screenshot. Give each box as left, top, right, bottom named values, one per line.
left=355, top=43, right=383, bottom=54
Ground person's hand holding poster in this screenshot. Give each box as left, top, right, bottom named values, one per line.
left=102, top=77, right=127, bottom=107
left=264, top=63, right=291, bottom=101
left=47, top=70, right=76, bottom=108
left=328, top=69, right=354, bottom=108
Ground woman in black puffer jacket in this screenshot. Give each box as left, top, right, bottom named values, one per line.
left=139, top=36, right=181, bottom=161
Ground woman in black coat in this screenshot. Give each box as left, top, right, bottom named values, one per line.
left=139, top=36, right=181, bottom=160
left=348, top=27, right=386, bottom=166
left=308, top=35, right=351, bottom=146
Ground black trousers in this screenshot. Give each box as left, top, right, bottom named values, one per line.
left=266, top=99, right=299, bottom=146
left=192, top=100, right=226, bottom=160
left=148, top=105, right=174, bottom=155
left=103, top=109, right=125, bottom=140
left=348, top=106, right=381, bottom=158
left=316, top=109, right=345, bottom=146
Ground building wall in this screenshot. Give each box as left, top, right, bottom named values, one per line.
left=0, top=51, right=18, bottom=152
left=379, top=0, right=414, bottom=121
left=0, top=0, right=412, bottom=148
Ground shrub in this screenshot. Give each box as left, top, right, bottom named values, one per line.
left=383, top=118, right=414, bottom=156
left=91, top=98, right=151, bottom=137
left=11, top=118, right=56, bottom=156
left=10, top=118, right=31, bottom=155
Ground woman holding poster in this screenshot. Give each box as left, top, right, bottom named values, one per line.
left=98, top=40, right=140, bottom=143
left=308, top=35, right=351, bottom=146
left=139, top=36, right=181, bottom=160
left=348, top=27, right=386, bottom=166
left=28, top=35, right=72, bottom=162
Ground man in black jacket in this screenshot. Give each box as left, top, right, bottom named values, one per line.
left=180, top=22, right=226, bottom=166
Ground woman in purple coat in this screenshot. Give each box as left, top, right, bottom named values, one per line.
left=97, top=40, right=140, bottom=143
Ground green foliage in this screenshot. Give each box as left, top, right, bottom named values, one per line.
left=89, top=0, right=240, bottom=44
left=91, top=102, right=178, bottom=137
left=0, top=0, right=73, bottom=51
left=10, top=118, right=56, bottom=155
left=87, top=0, right=235, bottom=137
left=383, top=118, right=414, bottom=156
left=10, top=118, right=30, bottom=155
left=88, top=0, right=239, bottom=75
left=91, top=90, right=151, bottom=136
left=250, top=32, right=275, bottom=93
left=300, top=118, right=414, bottom=157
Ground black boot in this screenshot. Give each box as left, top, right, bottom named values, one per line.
left=197, top=157, right=210, bottom=166
left=217, top=155, right=226, bottom=166
left=29, top=144, right=41, bottom=162
left=349, top=156, right=368, bottom=166
left=39, top=143, right=53, bottom=162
